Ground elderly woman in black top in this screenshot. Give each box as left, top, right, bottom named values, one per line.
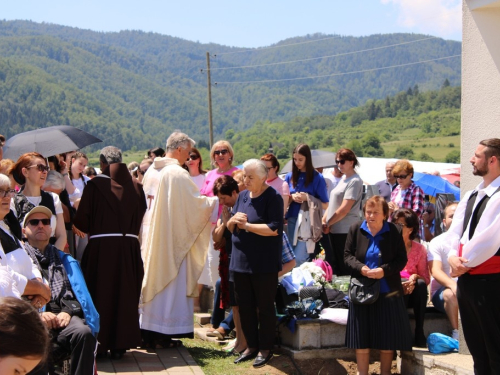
left=227, top=159, right=283, bottom=369
left=344, top=196, right=412, bottom=375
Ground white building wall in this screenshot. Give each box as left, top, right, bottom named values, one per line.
left=462, top=0, right=500, bottom=193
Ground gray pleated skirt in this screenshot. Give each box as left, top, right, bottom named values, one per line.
left=345, top=291, right=413, bottom=351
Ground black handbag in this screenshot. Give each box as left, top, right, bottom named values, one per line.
left=349, top=251, right=382, bottom=305
left=300, top=285, right=331, bottom=306
left=349, top=276, right=380, bottom=305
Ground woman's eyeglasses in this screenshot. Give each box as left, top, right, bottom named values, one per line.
left=394, top=174, right=409, bottom=179
left=138, top=169, right=148, bottom=175
left=27, top=218, right=51, bottom=226
left=214, top=149, right=229, bottom=156
left=335, top=159, right=346, bottom=165
left=0, top=189, right=16, bottom=198
left=188, top=154, right=200, bottom=161
left=27, top=164, right=50, bottom=172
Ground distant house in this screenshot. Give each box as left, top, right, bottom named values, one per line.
left=461, top=0, right=500, bottom=192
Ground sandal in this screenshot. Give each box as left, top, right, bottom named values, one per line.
left=222, top=338, right=237, bottom=353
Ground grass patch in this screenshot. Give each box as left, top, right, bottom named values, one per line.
left=382, top=134, right=461, bottom=161
left=181, top=338, right=300, bottom=375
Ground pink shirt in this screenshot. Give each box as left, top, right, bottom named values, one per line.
left=401, top=241, right=430, bottom=285
left=200, top=166, right=239, bottom=218
left=266, top=177, right=290, bottom=197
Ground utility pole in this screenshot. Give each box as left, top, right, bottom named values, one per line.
left=206, top=52, right=214, bottom=149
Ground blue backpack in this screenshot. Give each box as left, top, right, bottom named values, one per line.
left=427, top=333, right=459, bottom=354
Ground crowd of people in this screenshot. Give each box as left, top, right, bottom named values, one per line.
left=0, top=131, right=499, bottom=375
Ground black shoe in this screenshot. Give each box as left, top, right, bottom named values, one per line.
left=414, top=333, right=427, bottom=348
left=253, top=351, right=273, bottom=368
left=234, top=350, right=258, bottom=364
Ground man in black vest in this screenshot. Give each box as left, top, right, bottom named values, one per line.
left=448, top=138, right=500, bottom=375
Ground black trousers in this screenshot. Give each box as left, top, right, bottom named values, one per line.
left=457, top=273, right=500, bottom=375
left=234, top=272, right=278, bottom=351
left=404, top=278, right=428, bottom=337
left=329, top=233, right=349, bottom=276
left=32, top=316, right=96, bottom=375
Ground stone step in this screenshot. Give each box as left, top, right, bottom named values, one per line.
left=194, top=327, right=231, bottom=345
left=194, top=313, right=211, bottom=326
left=399, top=348, right=474, bottom=375
left=279, top=311, right=454, bottom=351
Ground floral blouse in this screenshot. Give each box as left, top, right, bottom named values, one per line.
left=401, top=241, right=430, bottom=285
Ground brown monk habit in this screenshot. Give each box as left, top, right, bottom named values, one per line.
left=73, top=163, right=147, bottom=354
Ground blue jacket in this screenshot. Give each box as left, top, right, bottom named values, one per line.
left=58, top=251, right=100, bottom=336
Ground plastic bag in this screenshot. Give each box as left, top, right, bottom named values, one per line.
left=427, top=332, right=459, bottom=354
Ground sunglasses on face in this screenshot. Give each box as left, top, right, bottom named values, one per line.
left=0, top=189, right=16, bottom=198
left=188, top=154, right=200, bottom=161
left=27, top=218, right=51, bottom=226
left=27, top=164, right=50, bottom=172
left=138, top=169, right=148, bottom=175
left=214, top=149, right=229, bottom=156
left=394, top=174, right=409, bottom=179
left=335, top=159, right=346, bottom=165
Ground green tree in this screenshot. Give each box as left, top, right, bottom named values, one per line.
left=445, top=150, right=460, bottom=163
left=394, top=145, right=414, bottom=159
left=346, top=139, right=364, bottom=157
left=418, top=152, right=434, bottom=161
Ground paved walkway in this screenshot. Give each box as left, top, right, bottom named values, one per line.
left=96, top=347, right=204, bottom=375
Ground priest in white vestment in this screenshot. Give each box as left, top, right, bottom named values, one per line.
left=140, top=155, right=169, bottom=261
left=140, top=132, right=218, bottom=347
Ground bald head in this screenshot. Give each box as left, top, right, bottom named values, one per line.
left=385, top=162, right=396, bottom=184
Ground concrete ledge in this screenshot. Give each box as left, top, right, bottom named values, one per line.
left=279, top=311, right=453, bottom=351
left=279, top=346, right=357, bottom=361
left=399, top=348, right=474, bottom=375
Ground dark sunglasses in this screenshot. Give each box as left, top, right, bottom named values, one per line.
left=214, top=149, right=229, bottom=156
left=426, top=209, right=434, bottom=214
left=188, top=154, right=200, bottom=161
left=335, top=159, right=346, bottom=165
left=138, top=169, right=148, bottom=175
left=394, top=174, right=409, bottom=179
left=0, top=189, right=16, bottom=198
left=27, top=218, right=51, bottom=226
left=27, top=164, right=50, bottom=172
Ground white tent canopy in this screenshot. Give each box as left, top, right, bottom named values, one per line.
left=323, top=157, right=460, bottom=186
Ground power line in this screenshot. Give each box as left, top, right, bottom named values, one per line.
left=214, top=54, right=461, bottom=85
left=214, top=8, right=462, bottom=57
left=214, top=34, right=345, bottom=56
left=209, top=36, right=438, bottom=71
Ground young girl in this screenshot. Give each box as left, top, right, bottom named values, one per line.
left=65, top=152, right=90, bottom=210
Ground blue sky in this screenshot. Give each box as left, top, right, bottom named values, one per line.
left=2, top=0, right=462, bottom=47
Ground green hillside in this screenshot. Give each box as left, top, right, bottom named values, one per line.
left=0, top=20, right=461, bottom=152
left=227, top=84, right=461, bottom=164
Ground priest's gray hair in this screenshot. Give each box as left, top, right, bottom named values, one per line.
left=100, top=146, right=122, bottom=165
left=43, top=171, right=65, bottom=191
left=242, top=159, right=268, bottom=179
left=165, top=132, right=195, bottom=152
left=0, top=173, right=10, bottom=189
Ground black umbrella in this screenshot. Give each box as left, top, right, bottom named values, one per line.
left=280, top=150, right=337, bottom=174
left=3, top=125, right=102, bottom=160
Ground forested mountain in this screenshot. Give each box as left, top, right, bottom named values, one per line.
left=0, top=20, right=461, bottom=151
left=229, top=84, right=461, bottom=163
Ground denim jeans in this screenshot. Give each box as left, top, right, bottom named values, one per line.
left=287, top=216, right=310, bottom=267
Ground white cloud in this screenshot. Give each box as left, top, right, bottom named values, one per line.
left=381, top=0, right=461, bottom=38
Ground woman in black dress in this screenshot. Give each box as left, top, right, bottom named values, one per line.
left=344, top=196, right=412, bottom=375
left=228, top=159, right=283, bottom=368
